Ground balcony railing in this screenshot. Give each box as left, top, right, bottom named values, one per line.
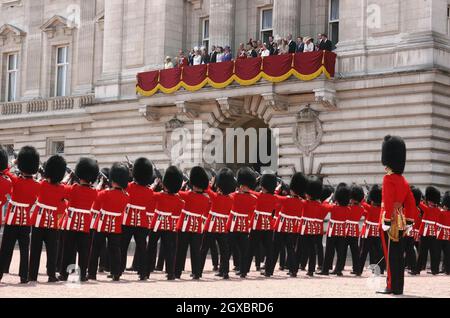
left=0, top=95, right=95, bottom=116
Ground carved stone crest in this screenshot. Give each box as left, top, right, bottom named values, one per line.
left=163, top=116, right=187, bottom=156
left=294, top=106, right=323, bottom=156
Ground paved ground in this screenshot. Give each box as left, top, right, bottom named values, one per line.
left=1, top=253, right=449, bottom=298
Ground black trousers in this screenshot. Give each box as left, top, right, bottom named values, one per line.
left=322, top=236, right=346, bottom=274
left=120, top=226, right=148, bottom=275
left=301, top=235, right=320, bottom=273
left=270, top=232, right=297, bottom=275
left=28, top=227, right=58, bottom=281
left=416, top=236, right=439, bottom=274
left=175, top=232, right=202, bottom=277
left=0, top=225, right=30, bottom=280
left=358, top=236, right=385, bottom=274
left=60, top=231, right=90, bottom=279
left=315, top=235, right=324, bottom=269
left=89, top=232, right=121, bottom=277
left=228, top=232, right=249, bottom=275
left=200, top=233, right=230, bottom=275
left=246, top=230, right=273, bottom=274
left=344, top=236, right=360, bottom=272
left=436, top=240, right=450, bottom=274
left=381, top=231, right=406, bottom=294
left=404, top=236, right=417, bottom=271
left=296, top=235, right=305, bottom=269
left=145, top=231, right=176, bottom=278
left=156, top=240, right=165, bottom=271
left=56, top=230, right=65, bottom=273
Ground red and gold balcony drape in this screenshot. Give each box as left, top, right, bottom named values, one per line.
left=137, top=51, right=336, bottom=97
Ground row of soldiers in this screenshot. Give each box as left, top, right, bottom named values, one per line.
left=0, top=139, right=449, bottom=293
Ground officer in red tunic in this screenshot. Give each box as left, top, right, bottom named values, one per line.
left=0, top=146, right=41, bottom=284
left=437, top=192, right=450, bottom=275
left=404, top=187, right=422, bottom=273
left=88, top=163, right=129, bottom=281
left=175, top=167, right=211, bottom=280
left=28, top=155, right=67, bottom=283
left=346, top=184, right=365, bottom=275
left=0, top=147, right=12, bottom=225
left=414, top=186, right=441, bottom=275
left=318, top=184, right=351, bottom=276
left=201, top=168, right=236, bottom=279
left=246, top=172, right=278, bottom=276
left=228, top=167, right=257, bottom=279
left=268, top=172, right=307, bottom=278
left=120, top=158, right=155, bottom=280
left=378, top=135, right=416, bottom=295
left=145, top=166, right=184, bottom=280
left=357, top=185, right=384, bottom=275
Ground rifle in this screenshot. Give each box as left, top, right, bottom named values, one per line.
left=125, top=156, right=133, bottom=170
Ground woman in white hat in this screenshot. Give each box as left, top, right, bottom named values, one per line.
left=164, top=56, right=174, bottom=69
left=303, top=37, right=315, bottom=53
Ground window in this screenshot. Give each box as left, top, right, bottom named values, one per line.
left=202, top=18, right=210, bottom=49
left=6, top=53, right=18, bottom=102
left=55, top=46, right=69, bottom=97
left=1, top=143, right=15, bottom=160
left=260, top=8, right=273, bottom=44
left=50, top=140, right=65, bottom=155
left=329, top=0, right=339, bottom=48
left=447, top=5, right=450, bottom=35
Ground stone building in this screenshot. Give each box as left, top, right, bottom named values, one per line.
left=0, top=0, right=449, bottom=190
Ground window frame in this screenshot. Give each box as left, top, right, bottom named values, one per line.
left=260, top=7, right=273, bottom=44
left=47, top=138, right=65, bottom=156
left=202, top=18, right=210, bottom=49
left=328, top=0, right=340, bottom=47
left=5, top=52, right=19, bottom=102
left=55, top=45, right=69, bottom=97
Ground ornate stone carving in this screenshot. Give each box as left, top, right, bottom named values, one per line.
left=41, top=15, right=76, bottom=39
left=294, top=106, right=323, bottom=156
left=313, top=87, right=337, bottom=109
left=0, top=24, right=26, bottom=45
left=175, top=101, right=199, bottom=119
left=216, top=97, right=243, bottom=119
left=261, top=93, right=289, bottom=112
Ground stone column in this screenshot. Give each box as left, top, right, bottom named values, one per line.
left=273, top=0, right=300, bottom=39
left=209, top=0, right=236, bottom=50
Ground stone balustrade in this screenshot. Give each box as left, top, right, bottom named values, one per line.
left=0, top=95, right=95, bottom=116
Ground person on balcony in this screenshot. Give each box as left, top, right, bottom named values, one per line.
left=222, top=46, right=233, bottom=62
left=303, top=37, right=315, bottom=53
left=164, top=56, right=174, bottom=69
left=287, top=34, right=297, bottom=53
left=260, top=43, right=270, bottom=57
left=319, top=34, right=333, bottom=52
left=296, top=37, right=305, bottom=53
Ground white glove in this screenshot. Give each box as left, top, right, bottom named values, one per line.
left=406, top=225, right=413, bottom=236
left=382, top=224, right=391, bottom=232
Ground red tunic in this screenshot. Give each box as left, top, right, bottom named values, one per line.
left=123, top=182, right=155, bottom=229
left=227, top=192, right=257, bottom=233
left=60, top=184, right=98, bottom=233
left=150, top=192, right=185, bottom=232
left=92, top=189, right=129, bottom=234
left=250, top=192, right=279, bottom=231
left=437, top=210, right=450, bottom=241
left=31, top=180, right=66, bottom=229
left=0, top=173, right=12, bottom=224
left=4, top=172, right=40, bottom=227
left=346, top=205, right=364, bottom=237
left=323, top=203, right=350, bottom=237
left=204, top=189, right=233, bottom=234
left=273, top=196, right=303, bottom=233
left=300, top=200, right=326, bottom=235
left=177, top=191, right=211, bottom=234
left=418, top=203, right=441, bottom=237
left=360, top=204, right=382, bottom=238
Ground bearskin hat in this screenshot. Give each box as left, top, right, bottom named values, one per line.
left=204, top=167, right=216, bottom=181
left=335, top=183, right=351, bottom=206
left=350, top=184, right=365, bottom=203
left=425, top=186, right=441, bottom=205
left=44, top=155, right=67, bottom=184
left=163, top=166, right=183, bottom=194
left=133, top=157, right=153, bottom=186
left=110, top=163, right=130, bottom=189
left=290, top=172, right=308, bottom=197
left=189, top=166, right=209, bottom=191
left=216, top=168, right=237, bottom=195
left=368, top=185, right=382, bottom=206
left=381, top=135, right=406, bottom=175
left=306, top=176, right=323, bottom=201
left=260, top=172, right=277, bottom=194
left=320, top=185, right=335, bottom=202
left=17, top=146, right=40, bottom=175
left=237, top=167, right=257, bottom=190
left=411, top=187, right=423, bottom=207
left=75, top=158, right=100, bottom=184
left=0, top=146, right=8, bottom=171
left=442, top=191, right=450, bottom=210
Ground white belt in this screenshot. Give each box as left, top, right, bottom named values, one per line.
left=279, top=212, right=300, bottom=220
left=172, top=216, right=180, bottom=219
left=422, top=220, right=436, bottom=225
left=35, top=202, right=58, bottom=211
left=346, top=220, right=359, bottom=225
left=181, top=210, right=203, bottom=232
left=254, top=210, right=272, bottom=217
left=366, top=221, right=379, bottom=226
left=127, top=204, right=146, bottom=211
left=209, top=211, right=228, bottom=219
left=146, top=212, right=155, bottom=217
left=302, top=217, right=323, bottom=223
left=101, top=210, right=122, bottom=217
left=182, top=209, right=203, bottom=218
left=10, top=200, right=30, bottom=208
left=91, top=209, right=100, bottom=215
left=231, top=211, right=248, bottom=218
left=437, top=223, right=450, bottom=230
left=155, top=210, right=172, bottom=217
left=330, top=219, right=345, bottom=224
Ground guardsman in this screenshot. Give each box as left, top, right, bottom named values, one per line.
left=246, top=172, right=278, bottom=276
left=227, top=167, right=257, bottom=279
left=28, top=155, right=67, bottom=283
left=0, top=146, right=12, bottom=226
left=201, top=168, right=236, bottom=279
left=358, top=185, right=384, bottom=275
left=377, top=135, right=416, bottom=295
left=404, top=187, right=422, bottom=273
left=175, top=166, right=211, bottom=280
left=318, top=184, right=351, bottom=276
left=88, top=163, right=129, bottom=281
left=437, top=192, right=450, bottom=275
left=414, top=186, right=441, bottom=275
left=120, top=158, right=155, bottom=280
left=58, top=158, right=99, bottom=282
left=0, top=146, right=41, bottom=284
left=145, top=166, right=184, bottom=280
left=346, top=184, right=365, bottom=275
left=268, top=172, right=307, bottom=278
